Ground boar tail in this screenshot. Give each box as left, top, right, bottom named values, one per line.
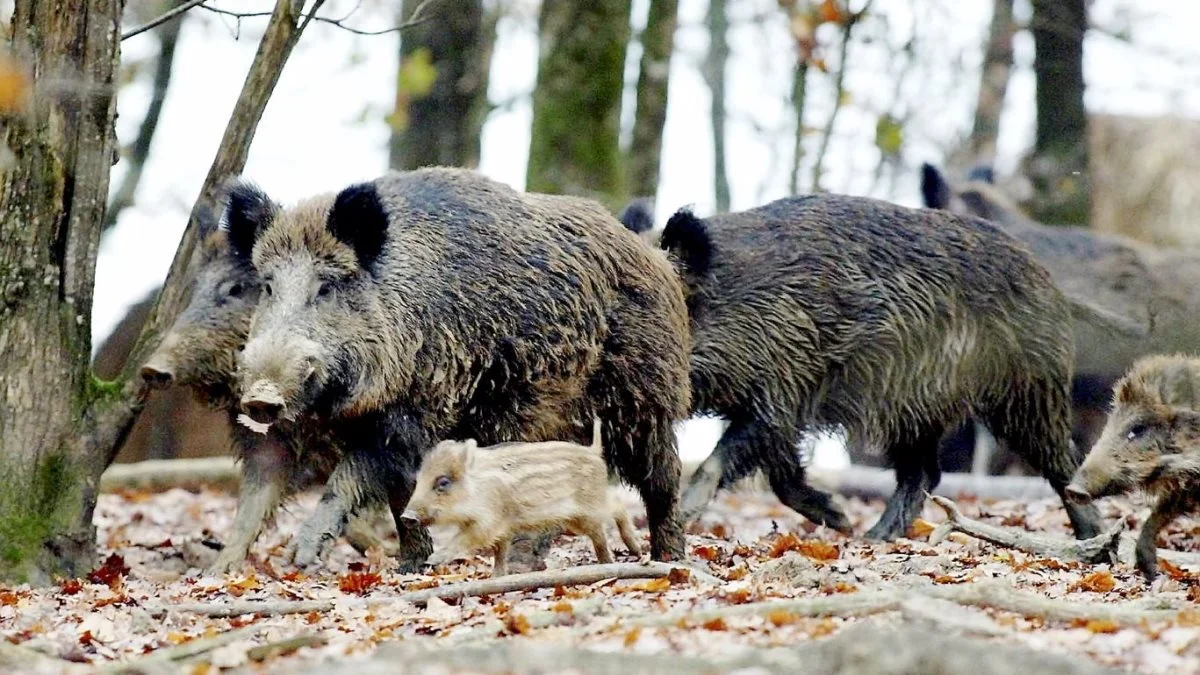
left=1063, top=294, right=1148, bottom=339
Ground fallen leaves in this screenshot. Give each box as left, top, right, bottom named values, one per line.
left=768, top=533, right=840, bottom=561
left=766, top=610, right=802, bottom=627
left=700, top=618, right=728, bottom=631
left=1072, top=619, right=1121, bottom=634
left=59, top=579, right=83, bottom=595
left=338, top=571, right=382, bottom=595
left=1072, top=570, right=1117, bottom=593
left=226, top=573, right=261, bottom=597
left=0, top=590, right=21, bottom=606
left=87, top=553, right=130, bottom=589
left=908, top=518, right=936, bottom=539
left=620, top=577, right=670, bottom=594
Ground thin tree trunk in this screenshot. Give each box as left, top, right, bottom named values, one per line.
left=389, top=0, right=493, bottom=170
left=103, top=0, right=184, bottom=234
left=967, top=0, right=1015, bottom=164
left=1026, top=0, right=1090, bottom=225
left=527, top=0, right=632, bottom=210
left=627, top=0, right=679, bottom=199
left=92, top=0, right=327, bottom=471
left=704, top=0, right=729, bottom=212
left=0, top=0, right=124, bottom=584
left=811, top=7, right=866, bottom=193
left=788, top=60, right=809, bottom=195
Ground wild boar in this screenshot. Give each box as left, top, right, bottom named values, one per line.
left=403, top=419, right=641, bottom=576
left=138, top=198, right=405, bottom=573
left=1067, top=354, right=1200, bottom=580
left=623, top=195, right=1103, bottom=542
left=230, top=167, right=691, bottom=566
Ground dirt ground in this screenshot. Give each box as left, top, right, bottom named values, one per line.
left=2, top=482, right=1199, bottom=674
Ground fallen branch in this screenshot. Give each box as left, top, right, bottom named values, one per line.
left=928, top=495, right=1121, bottom=563
left=100, top=457, right=239, bottom=492
left=246, top=633, right=327, bottom=662
left=148, top=562, right=717, bottom=617
left=99, top=625, right=266, bottom=672
left=1116, top=534, right=1200, bottom=570
left=898, top=594, right=1011, bottom=637
left=808, top=466, right=1057, bottom=501
left=925, top=580, right=1182, bottom=626
left=0, top=642, right=83, bottom=672
left=626, top=589, right=903, bottom=627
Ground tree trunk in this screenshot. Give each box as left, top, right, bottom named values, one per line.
left=627, top=0, right=679, bottom=200
left=704, top=0, right=730, bottom=212
left=788, top=60, right=809, bottom=195
left=967, top=0, right=1014, bottom=165
left=527, top=0, right=632, bottom=210
left=1026, top=0, right=1090, bottom=225
left=388, top=0, right=493, bottom=171
left=0, top=0, right=125, bottom=584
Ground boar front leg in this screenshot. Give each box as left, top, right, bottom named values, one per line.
left=1136, top=492, right=1190, bottom=581
left=210, top=434, right=293, bottom=574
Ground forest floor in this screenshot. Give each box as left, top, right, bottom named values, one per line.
left=2, top=480, right=1199, bottom=674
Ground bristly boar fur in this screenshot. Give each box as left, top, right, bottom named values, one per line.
left=403, top=419, right=641, bottom=576
left=231, top=167, right=691, bottom=565
left=634, top=194, right=1104, bottom=542
left=1068, top=354, right=1200, bottom=580
left=138, top=193, right=406, bottom=574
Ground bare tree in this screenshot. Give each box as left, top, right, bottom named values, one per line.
left=967, top=0, right=1014, bottom=166
left=627, top=0, right=679, bottom=200
left=704, top=0, right=730, bottom=212
left=1025, top=0, right=1090, bottom=225
left=389, top=0, right=494, bottom=170
left=527, top=0, right=633, bottom=209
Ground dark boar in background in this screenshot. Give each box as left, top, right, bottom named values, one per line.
left=634, top=194, right=1102, bottom=541
left=139, top=200, right=396, bottom=573
left=232, top=167, right=692, bottom=564
left=1067, top=354, right=1200, bottom=580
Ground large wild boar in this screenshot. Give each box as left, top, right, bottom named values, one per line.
left=403, top=419, right=641, bottom=576
left=625, top=195, right=1103, bottom=541
left=139, top=201, right=400, bottom=573
left=230, top=167, right=692, bottom=564
left=922, top=164, right=1200, bottom=466
left=1067, top=354, right=1200, bottom=580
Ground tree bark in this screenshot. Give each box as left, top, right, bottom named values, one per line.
left=788, top=60, right=809, bottom=195
left=104, top=0, right=184, bottom=234
left=967, top=0, right=1015, bottom=165
left=0, top=0, right=125, bottom=583
left=388, top=0, right=493, bottom=171
left=527, top=0, right=632, bottom=210
left=704, top=0, right=730, bottom=212
left=627, top=0, right=678, bottom=199
left=93, top=0, right=326, bottom=471
left=1026, top=0, right=1090, bottom=225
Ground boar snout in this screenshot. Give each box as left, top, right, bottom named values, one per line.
left=140, top=362, right=175, bottom=390
left=241, top=379, right=287, bottom=425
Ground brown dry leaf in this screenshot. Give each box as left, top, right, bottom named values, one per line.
left=552, top=602, right=574, bottom=614
left=59, top=579, right=83, bottom=595
left=817, top=0, right=849, bottom=25
left=1073, top=619, right=1120, bottom=634
left=694, top=545, right=721, bottom=562
left=709, top=523, right=729, bottom=538
left=721, top=588, right=753, bottom=605
left=226, top=573, right=260, bottom=597
left=931, top=574, right=965, bottom=585
left=339, top=571, right=382, bottom=595
left=1073, top=571, right=1116, bottom=593
left=809, top=618, right=838, bottom=637
left=623, top=626, right=642, bottom=647
left=623, top=577, right=670, bottom=593
left=667, top=568, right=692, bottom=586
left=701, top=618, right=728, bottom=631
left=767, top=610, right=801, bottom=627
left=165, top=631, right=189, bottom=645
left=769, top=533, right=839, bottom=561
left=87, top=553, right=130, bottom=589
left=726, top=566, right=749, bottom=581
left=1157, top=558, right=1191, bottom=582
left=78, top=630, right=95, bottom=646
left=830, top=581, right=857, bottom=594
left=503, top=612, right=531, bottom=635
left=1176, top=610, right=1200, bottom=627
left=304, top=611, right=322, bottom=625
left=1188, top=586, right=1200, bottom=604
left=908, top=518, right=936, bottom=539
left=769, top=532, right=803, bottom=558
left=0, top=590, right=19, bottom=606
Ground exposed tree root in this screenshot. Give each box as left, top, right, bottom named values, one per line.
left=898, top=594, right=1010, bottom=637
left=928, top=495, right=1121, bottom=563
left=148, top=562, right=717, bottom=617
left=98, top=625, right=266, bottom=672
left=1116, top=533, right=1200, bottom=570
left=100, top=457, right=239, bottom=493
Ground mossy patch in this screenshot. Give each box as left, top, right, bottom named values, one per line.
left=0, top=452, right=76, bottom=581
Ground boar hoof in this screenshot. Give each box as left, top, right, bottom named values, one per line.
left=291, top=535, right=333, bottom=570
left=208, top=551, right=246, bottom=576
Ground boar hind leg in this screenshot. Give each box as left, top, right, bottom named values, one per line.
left=987, top=397, right=1104, bottom=540
left=679, top=420, right=771, bottom=524
left=1136, top=494, right=1190, bottom=581
left=865, top=425, right=944, bottom=541
left=210, top=436, right=293, bottom=574
left=611, top=419, right=685, bottom=561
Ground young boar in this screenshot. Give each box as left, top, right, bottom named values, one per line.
left=622, top=195, right=1103, bottom=542
left=139, top=198, right=409, bottom=574
left=403, top=419, right=641, bottom=576
left=230, top=167, right=691, bottom=565
left=1067, top=354, right=1200, bottom=580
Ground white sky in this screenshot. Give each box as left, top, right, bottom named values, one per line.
left=96, top=0, right=1200, bottom=463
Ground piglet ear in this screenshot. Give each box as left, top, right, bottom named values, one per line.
left=220, top=179, right=276, bottom=261
left=328, top=182, right=388, bottom=271
left=460, top=439, right=477, bottom=469
left=1115, top=376, right=1144, bottom=406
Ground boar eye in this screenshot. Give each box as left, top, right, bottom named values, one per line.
left=227, top=283, right=244, bottom=298
left=434, top=475, right=452, bottom=492
left=1126, top=424, right=1148, bottom=441
left=264, top=282, right=273, bottom=297
left=317, top=281, right=334, bottom=299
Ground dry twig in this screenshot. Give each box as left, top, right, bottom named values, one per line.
left=928, top=495, right=1121, bottom=564
left=100, top=457, right=239, bottom=492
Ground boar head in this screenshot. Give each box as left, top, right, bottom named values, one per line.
left=1067, top=376, right=1200, bottom=502
left=231, top=180, right=397, bottom=425
left=403, top=439, right=478, bottom=526
left=140, top=192, right=268, bottom=403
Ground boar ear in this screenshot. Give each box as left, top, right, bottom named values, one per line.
left=617, top=198, right=655, bottom=234
left=221, top=179, right=276, bottom=261
left=328, top=182, right=388, bottom=272
left=661, top=207, right=714, bottom=280
left=920, top=163, right=952, bottom=210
